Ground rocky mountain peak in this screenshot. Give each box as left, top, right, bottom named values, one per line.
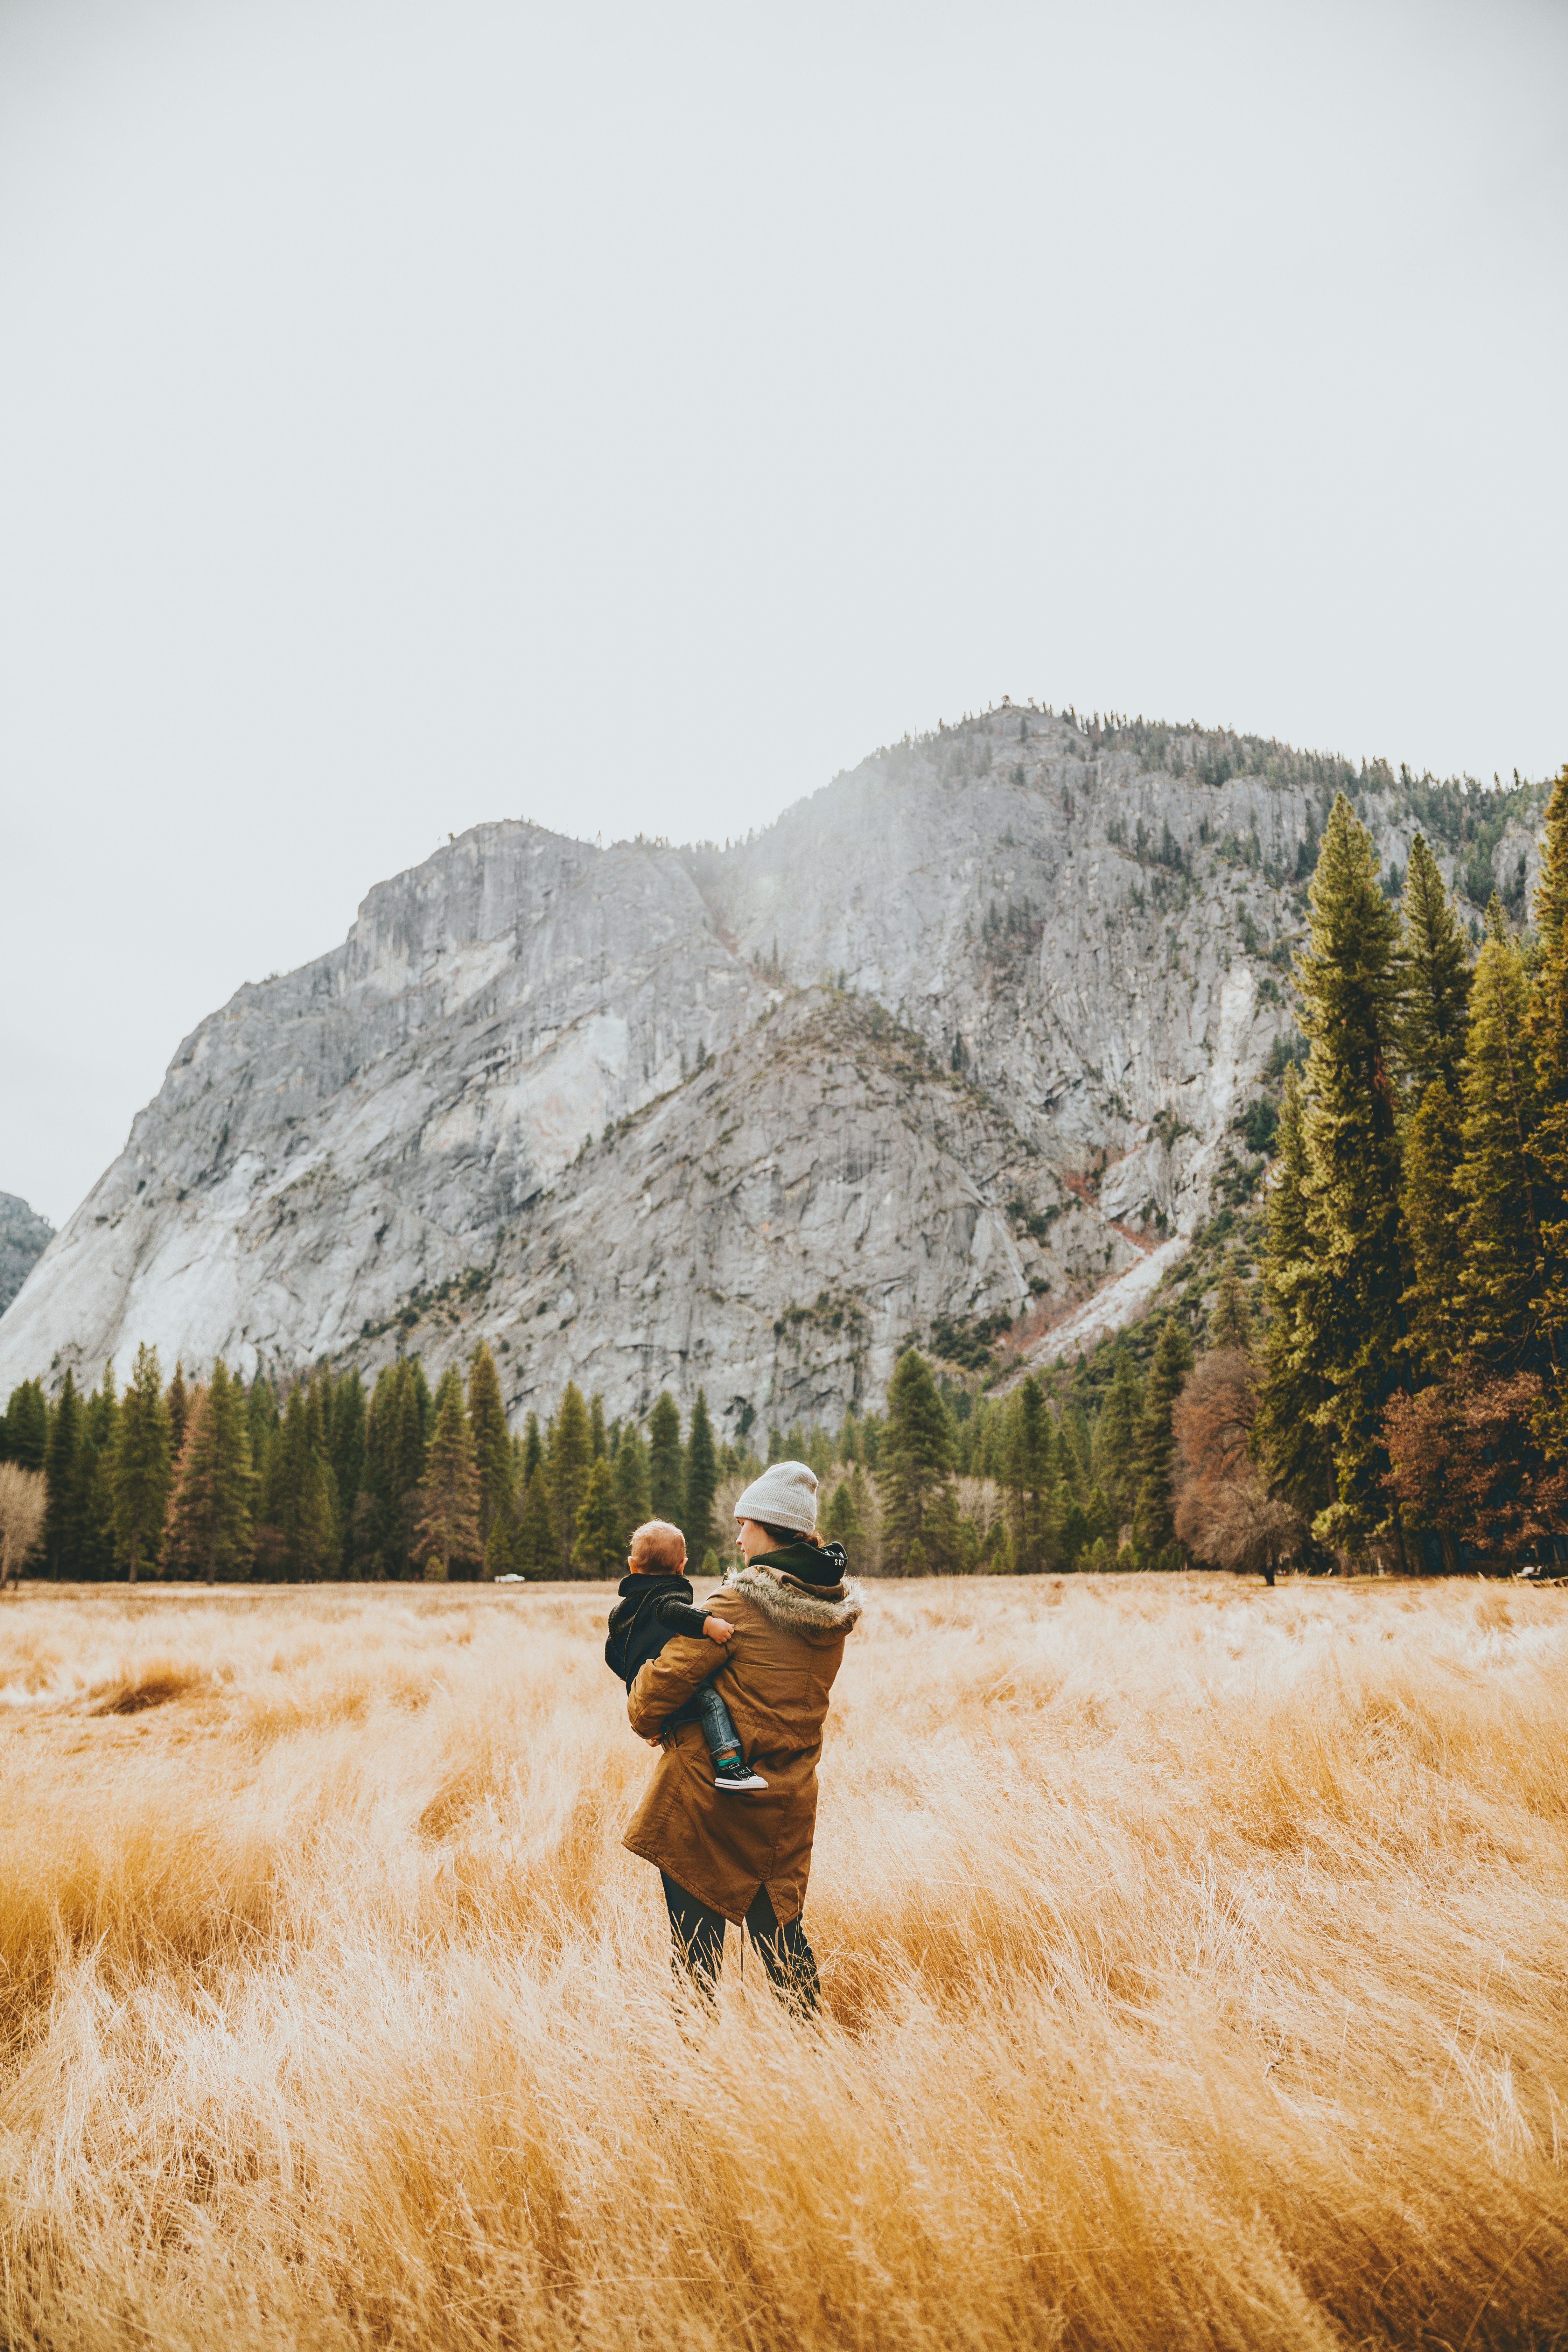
left=0, top=705, right=1549, bottom=1429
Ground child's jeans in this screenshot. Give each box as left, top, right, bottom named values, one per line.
left=695, top=1678, right=741, bottom=1760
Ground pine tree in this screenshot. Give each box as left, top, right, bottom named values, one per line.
left=589, top=1392, right=608, bottom=1460
left=260, top=1384, right=340, bottom=1579
left=571, top=1456, right=623, bottom=1575
left=684, top=1390, right=720, bottom=1555
left=2, top=1380, right=48, bottom=1471
left=482, top=1504, right=517, bottom=1579
left=647, top=1392, right=684, bottom=1526
left=1400, top=1079, right=1465, bottom=1381
left=516, top=1464, right=557, bottom=1577
left=111, top=1342, right=171, bottom=1582
left=1006, top=1377, right=1055, bottom=1571
left=838, top=1412, right=859, bottom=1465
left=73, top=1364, right=120, bottom=1578
left=386, top=1362, right=429, bottom=1575
left=247, top=1375, right=280, bottom=1477
left=465, top=1343, right=513, bottom=1557
left=824, top=1477, right=861, bottom=1545
left=522, top=1412, right=544, bottom=1485
left=327, top=1369, right=367, bottom=1568
left=881, top=1349, right=958, bottom=1569
left=1209, top=1261, right=1253, bottom=1352
left=415, top=1372, right=482, bottom=1580
left=1132, top=1316, right=1194, bottom=1560
left=1296, top=792, right=1407, bottom=1556
left=44, top=1369, right=83, bottom=1577
left=1459, top=931, right=1544, bottom=1375
left=614, top=1425, right=651, bottom=1534
left=1526, top=766, right=1568, bottom=1443
left=1396, top=832, right=1472, bottom=1092
left=164, top=1362, right=254, bottom=1581
left=1092, top=1345, right=1142, bottom=1529
left=548, top=1382, right=594, bottom=1571
left=167, top=1361, right=190, bottom=1462
left=1254, top=1065, right=1335, bottom=1517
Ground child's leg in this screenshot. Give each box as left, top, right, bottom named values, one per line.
left=695, top=1680, right=741, bottom=1764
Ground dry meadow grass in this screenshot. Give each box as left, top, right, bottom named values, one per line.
left=2, top=1572, right=1567, bottom=2350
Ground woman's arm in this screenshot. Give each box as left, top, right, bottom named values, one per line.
left=626, top=1629, right=724, bottom=1737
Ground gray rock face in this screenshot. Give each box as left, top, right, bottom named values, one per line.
left=0, top=1195, right=54, bottom=1319
left=0, top=711, right=1542, bottom=1429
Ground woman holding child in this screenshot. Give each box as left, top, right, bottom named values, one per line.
left=614, top=1461, right=861, bottom=2008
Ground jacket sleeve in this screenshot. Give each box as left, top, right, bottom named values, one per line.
left=654, top=1596, right=711, bottom=1640
left=626, top=1596, right=728, bottom=1735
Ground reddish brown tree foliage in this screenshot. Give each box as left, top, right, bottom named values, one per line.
left=1382, top=1369, right=1567, bottom=1567
left=1172, top=1350, right=1304, bottom=1581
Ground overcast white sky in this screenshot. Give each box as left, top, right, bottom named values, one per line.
left=2, top=0, right=1564, bottom=1226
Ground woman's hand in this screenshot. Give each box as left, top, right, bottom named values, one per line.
left=703, top=1616, right=735, bottom=1644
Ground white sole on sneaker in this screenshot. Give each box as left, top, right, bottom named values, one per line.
left=715, top=1774, right=768, bottom=1791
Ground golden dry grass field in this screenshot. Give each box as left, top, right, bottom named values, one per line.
left=2, top=1573, right=1567, bottom=2352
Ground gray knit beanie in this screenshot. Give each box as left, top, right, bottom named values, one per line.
left=734, top=1459, right=818, bottom=1536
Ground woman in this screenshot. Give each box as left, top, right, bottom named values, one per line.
left=621, top=1459, right=862, bottom=2006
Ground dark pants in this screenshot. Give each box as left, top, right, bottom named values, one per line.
left=660, top=1871, right=820, bottom=2011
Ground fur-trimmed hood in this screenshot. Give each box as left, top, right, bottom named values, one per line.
left=724, top=1561, right=864, bottom=1633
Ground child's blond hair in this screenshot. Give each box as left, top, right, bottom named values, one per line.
left=629, top=1519, right=687, bottom=1572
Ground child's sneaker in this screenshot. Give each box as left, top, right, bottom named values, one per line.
left=714, top=1757, right=768, bottom=1791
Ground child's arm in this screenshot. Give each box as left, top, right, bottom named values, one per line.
left=655, top=1597, right=734, bottom=1644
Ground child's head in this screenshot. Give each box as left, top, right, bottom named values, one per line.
left=628, top=1519, right=687, bottom=1574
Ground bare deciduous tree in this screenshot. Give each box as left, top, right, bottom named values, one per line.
left=0, top=1462, right=47, bottom=1590
left=1173, top=1349, right=1304, bottom=1584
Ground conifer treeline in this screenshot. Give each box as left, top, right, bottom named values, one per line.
left=0, top=1350, right=750, bottom=1583
left=0, top=1323, right=1204, bottom=1580
left=1253, top=776, right=1568, bottom=1567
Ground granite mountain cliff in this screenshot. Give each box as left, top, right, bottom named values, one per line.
left=0, top=707, right=1545, bottom=1433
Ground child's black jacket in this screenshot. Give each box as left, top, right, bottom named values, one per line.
left=604, top=1573, right=710, bottom=1689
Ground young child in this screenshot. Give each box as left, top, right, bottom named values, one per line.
left=604, top=1519, right=768, bottom=1791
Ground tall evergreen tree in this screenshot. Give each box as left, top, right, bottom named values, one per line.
left=2, top=1380, right=48, bottom=1471
left=1209, top=1262, right=1253, bottom=1353
left=647, top=1392, right=684, bottom=1527
left=548, top=1382, right=594, bottom=1571
left=112, top=1343, right=172, bottom=1582
left=164, top=1363, right=254, bottom=1581
left=260, top=1384, right=340, bottom=1579
left=1400, top=1080, right=1466, bottom=1382
left=613, top=1426, right=651, bottom=1536
left=1526, top=766, right=1568, bottom=1444
left=1458, top=931, right=1545, bottom=1376
left=414, top=1371, right=482, bottom=1580
left=71, top=1365, right=120, bottom=1580
left=684, top=1390, right=720, bottom=1555
left=516, top=1462, right=557, bottom=1577
left=1094, top=1345, right=1143, bottom=1528
left=522, top=1411, right=544, bottom=1486
left=327, top=1369, right=366, bottom=1566
left=1006, top=1376, right=1055, bottom=1571
left=44, top=1368, right=83, bottom=1577
left=1255, top=1065, right=1336, bottom=1517
left=247, top=1376, right=280, bottom=1477
left=572, top=1456, right=623, bottom=1575
left=166, top=1361, right=190, bottom=1463
left=1296, top=792, right=1408, bottom=1556
left=589, top=1392, right=608, bottom=1460
left=1132, top=1316, right=1194, bottom=1561
left=881, top=1349, right=959, bottom=1569
left=1396, top=832, right=1472, bottom=1093
left=465, top=1343, right=513, bottom=1554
